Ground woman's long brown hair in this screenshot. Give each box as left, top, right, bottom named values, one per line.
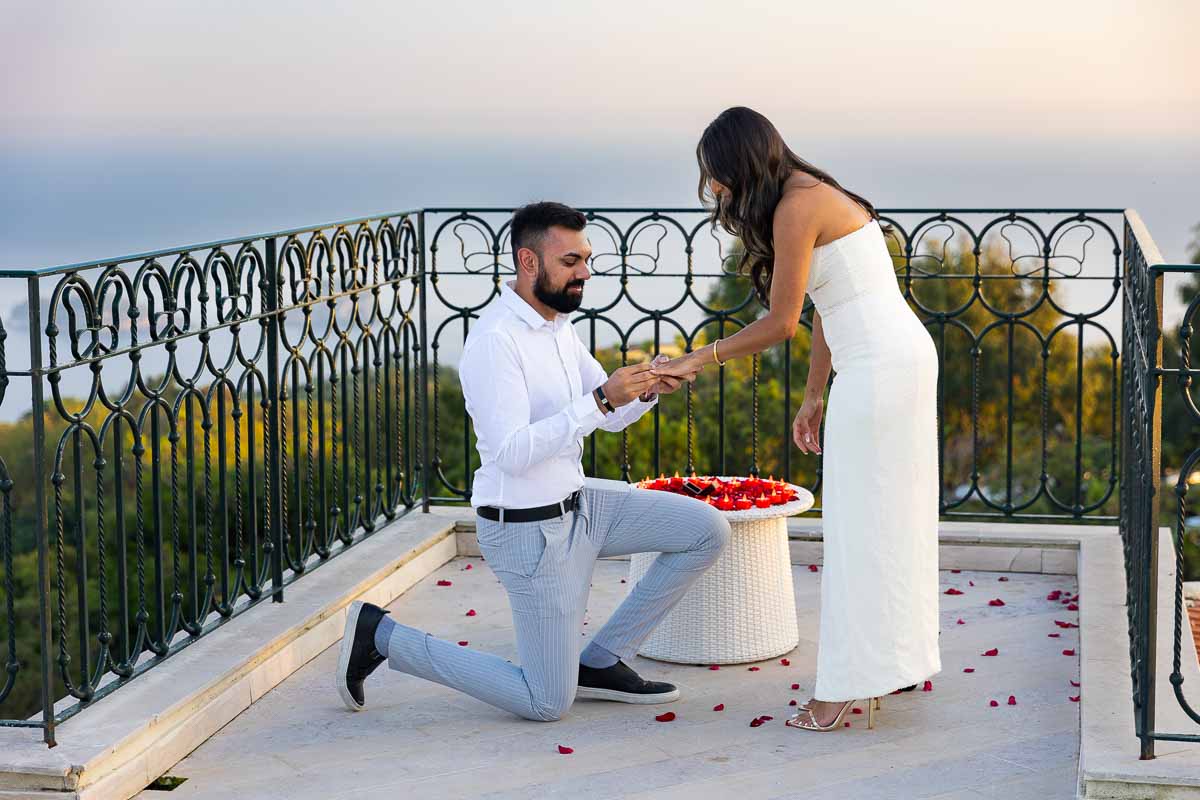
left=697, top=106, right=884, bottom=307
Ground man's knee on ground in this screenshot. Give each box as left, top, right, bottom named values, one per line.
left=527, top=680, right=575, bottom=722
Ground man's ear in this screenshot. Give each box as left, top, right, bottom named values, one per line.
left=516, top=246, right=540, bottom=278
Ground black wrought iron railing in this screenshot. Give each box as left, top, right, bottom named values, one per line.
left=0, top=211, right=427, bottom=745
left=1121, top=211, right=1200, bottom=757
left=0, top=206, right=1192, bottom=753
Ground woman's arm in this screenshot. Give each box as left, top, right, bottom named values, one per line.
left=805, top=308, right=832, bottom=398
left=659, top=196, right=819, bottom=372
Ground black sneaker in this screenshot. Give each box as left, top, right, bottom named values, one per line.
left=577, top=661, right=680, bottom=704
left=336, top=601, right=390, bottom=711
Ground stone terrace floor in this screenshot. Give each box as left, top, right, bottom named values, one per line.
left=136, top=559, right=1081, bottom=800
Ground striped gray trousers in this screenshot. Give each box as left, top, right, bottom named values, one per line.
left=383, top=477, right=731, bottom=721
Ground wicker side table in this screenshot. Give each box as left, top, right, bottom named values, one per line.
left=627, top=483, right=814, bottom=665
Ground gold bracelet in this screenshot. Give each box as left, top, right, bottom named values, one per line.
left=712, top=338, right=726, bottom=367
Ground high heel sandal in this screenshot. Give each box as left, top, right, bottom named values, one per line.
left=786, top=696, right=881, bottom=731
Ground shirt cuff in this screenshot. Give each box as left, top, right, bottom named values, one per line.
left=570, top=390, right=607, bottom=433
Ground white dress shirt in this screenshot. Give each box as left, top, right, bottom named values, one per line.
left=459, top=281, right=657, bottom=508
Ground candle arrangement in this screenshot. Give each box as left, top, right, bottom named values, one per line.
left=636, top=473, right=800, bottom=511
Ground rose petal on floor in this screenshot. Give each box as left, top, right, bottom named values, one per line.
left=791, top=683, right=801, bottom=690
left=557, top=745, right=573, bottom=754
left=957, top=618, right=966, bottom=625
left=1070, top=695, right=1081, bottom=702
left=1071, top=680, right=1080, bottom=687
left=436, top=580, right=452, bottom=587
left=457, top=641, right=468, bottom=646
left=789, top=699, right=798, bottom=706
left=809, top=565, right=819, bottom=572
left=748, top=667, right=760, bottom=672
left=988, top=598, right=1006, bottom=607
left=1048, top=633, right=1061, bottom=638
left=1062, top=649, right=1076, bottom=656
left=465, top=609, right=477, bottom=616
left=963, top=668, right=975, bottom=673
left=713, top=703, right=725, bottom=711
left=922, top=680, right=933, bottom=692
left=709, top=665, right=720, bottom=670
left=998, top=576, right=1009, bottom=581
left=1008, top=695, right=1017, bottom=705
left=945, top=588, right=964, bottom=595
left=780, top=658, right=790, bottom=666
left=982, top=648, right=1000, bottom=657
left=990, top=700, right=999, bottom=707
left=655, top=712, right=676, bottom=722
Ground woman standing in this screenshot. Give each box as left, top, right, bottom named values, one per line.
left=655, top=106, right=941, bottom=732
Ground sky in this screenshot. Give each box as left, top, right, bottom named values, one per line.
left=0, top=0, right=1197, bottom=418
left=2, top=0, right=1197, bottom=261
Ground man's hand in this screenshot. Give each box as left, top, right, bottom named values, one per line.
left=639, top=374, right=685, bottom=402
left=602, top=363, right=658, bottom=406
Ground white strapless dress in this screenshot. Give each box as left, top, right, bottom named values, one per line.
left=806, top=219, right=942, bottom=701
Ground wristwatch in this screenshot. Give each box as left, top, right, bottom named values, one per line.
left=593, top=385, right=616, bottom=414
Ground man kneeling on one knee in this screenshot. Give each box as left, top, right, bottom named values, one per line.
left=335, top=201, right=731, bottom=721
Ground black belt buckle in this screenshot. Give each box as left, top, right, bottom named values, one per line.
left=479, top=490, right=580, bottom=523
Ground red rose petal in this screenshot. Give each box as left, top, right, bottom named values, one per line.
left=709, top=665, right=720, bottom=670
left=1008, top=695, right=1017, bottom=705
left=791, top=683, right=801, bottom=690
left=465, top=609, right=477, bottom=616
left=713, top=703, right=725, bottom=711
left=982, top=648, right=999, bottom=657
left=989, top=700, right=999, bottom=707
left=760, top=715, right=774, bottom=721
left=789, top=699, right=798, bottom=706
left=998, top=576, right=1009, bottom=581
left=922, top=680, right=933, bottom=692
left=1071, top=680, right=1080, bottom=687
left=780, top=658, right=791, bottom=666
left=1062, top=649, right=1076, bottom=656
left=809, top=565, right=819, bottom=572
left=852, top=707, right=863, bottom=714
left=557, top=744, right=574, bottom=754
left=963, top=668, right=975, bottom=673
left=655, top=712, right=676, bottom=722
left=620, top=579, right=627, bottom=584
left=749, top=717, right=765, bottom=727
left=951, top=569, right=962, bottom=573
left=436, top=579, right=452, bottom=587
left=844, top=722, right=851, bottom=727
left=1067, top=604, right=1079, bottom=611
left=988, top=598, right=1005, bottom=607
left=957, top=618, right=965, bottom=625
left=1070, top=695, right=1080, bottom=702
left=458, top=641, right=469, bottom=646
left=1047, top=591, right=1062, bottom=600
left=945, top=588, right=964, bottom=595
left=969, top=580, right=975, bottom=587
left=1048, top=633, right=1061, bottom=638
left=748, top=667, right=760, bottom=672
left=463, top=564, right=473, bottom=570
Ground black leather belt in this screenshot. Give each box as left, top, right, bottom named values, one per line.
left=477, top=490, right=581, bottom=523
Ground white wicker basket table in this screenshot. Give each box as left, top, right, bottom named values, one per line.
left=627, top=481, right=814, bottom=665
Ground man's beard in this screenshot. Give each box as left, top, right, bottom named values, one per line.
left=534, top=266, right=585, bottom=313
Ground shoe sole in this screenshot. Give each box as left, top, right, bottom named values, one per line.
left=575, top=685, right=680, bottom=704
left=336, top=601, right=366, bottom=712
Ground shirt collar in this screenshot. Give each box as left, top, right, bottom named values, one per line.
left=500, top=281, right=558, bottom=330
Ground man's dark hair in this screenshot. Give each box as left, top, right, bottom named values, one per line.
left=510, top=201, right=587, bottom=264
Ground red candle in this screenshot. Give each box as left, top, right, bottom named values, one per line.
left=717, top=494, right=734, bottom=511
left=734, top=497, right=753, bottom=510
left=668, top=471, right=684, bottom=490
left=754, top=496, right=772, bottom=508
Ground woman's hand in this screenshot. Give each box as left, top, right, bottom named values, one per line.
left=792, top=397, right=824, bottom=454
left=652, top=350, right=707, bottom=382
